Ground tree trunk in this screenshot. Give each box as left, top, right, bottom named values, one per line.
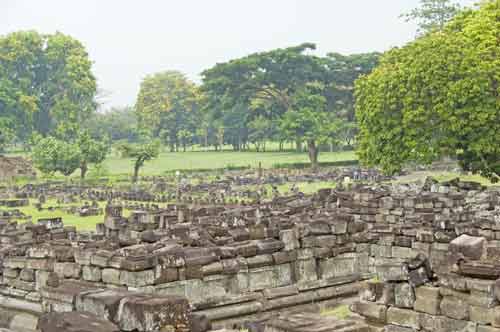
left=296, top=139, right=302, bottom=153
left=133, top=164, right=140, bottom=183
left=80, top=162, right=88, bottom=180
left=307, top=140, right=319, bottom=171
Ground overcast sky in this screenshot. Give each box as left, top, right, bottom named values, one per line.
left=1, top=0, right=475, bottom=108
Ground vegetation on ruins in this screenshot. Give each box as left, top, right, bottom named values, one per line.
left=356, top=0, right=500, bottom=182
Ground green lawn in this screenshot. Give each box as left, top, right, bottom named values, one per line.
left=393, top=171, right=494, bottom=186
left=102, top=150, right=357, bottom=176
left=4, top=149, right=356, bottom=179
left=4, top=199, right=133, bottom=232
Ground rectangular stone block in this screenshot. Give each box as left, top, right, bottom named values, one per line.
left=440, top=296, right=469, bottom=320
left=350, top=301, right=387, bottom=323
left=414, top=286, right=441, bottom=315
left=386, top=307, right=420, bottom=330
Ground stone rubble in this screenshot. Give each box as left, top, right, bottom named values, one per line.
left=0, top=176, right=498, bottom=331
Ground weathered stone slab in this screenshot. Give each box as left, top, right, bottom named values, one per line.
left=38, top=312, right=119, bottom=332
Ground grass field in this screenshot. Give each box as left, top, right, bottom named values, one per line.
left=101, top=150, right=357, bottom=176
left=4, top=199, right=132, bottom=231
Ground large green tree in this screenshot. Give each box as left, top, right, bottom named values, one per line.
left=76, top=132, right=109, bottom=179
left=202, top=44, right=379, bottom=164
left=31, top=132, right=109, bottom=179
left=202, top=43, right=323, bottom=152
left=32, top=136, right=82, bottom=176
left=280, top=84, right=337, bottom=169
left=0, top=31, right=97, bottom=142
left=135, top=71, right=200, bottom=152
left=320, top=52, right=380, bottom=148
left=356, top=1, right=500, bottom=182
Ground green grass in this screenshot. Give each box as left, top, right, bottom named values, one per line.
left=102, top=150, right=357, bottom=176
left=393, top=171, right=494, bottom=186
left=3, top=150, right=357, bottom=180
left=3, top=199, right=132, bottom=232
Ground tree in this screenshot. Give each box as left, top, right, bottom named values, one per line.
left=118, top=140, right=160, bottom=182
left=32, top=136, right=82, bottom=176
left=76, top=132, right=109, bottom=179
left=320, top=52, right=380, bottom=148
left=202, top=43, right=323, bottom=152
left=248, top=115, right=273, bottom=152
left=85, top=106, right=140, bottom=142
left=31, top=133, right=109, bottom=179
left=402, top=0, right=462, bottom=34
left=135, top=71, right=200, bottom=152
left=202, top=44, right=379, bottom=162
left=0, top=31, right=97, bottom=141
left=356, top=1, right=500, bottom=182
left=280, top=85, right=330, bottom=169
left=0, top=118, right=15, bottom=153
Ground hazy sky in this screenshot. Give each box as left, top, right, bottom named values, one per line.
left=1, top=0, right=475, bottom=108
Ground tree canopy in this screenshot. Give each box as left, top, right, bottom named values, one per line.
left=31, top=132, right=109, bottom=179
left=201, top=44, right=378, bottom=165
left=0, top=31, right=97, bottom=143
left=402, top=0, right=462, bottom=34
left=356, top=1, right=500, bottom=182
left=135, top=71, right=200, bottom=152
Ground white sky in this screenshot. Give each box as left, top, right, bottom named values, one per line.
left=1, top=0, right=476, bottom=108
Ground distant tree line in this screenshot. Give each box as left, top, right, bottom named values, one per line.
left=2, top=0, right=497, bottom=181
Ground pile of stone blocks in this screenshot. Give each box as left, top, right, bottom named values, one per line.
left=352, top=234, right=500, bottom=332
left=0, top=179, right=499, bottom=331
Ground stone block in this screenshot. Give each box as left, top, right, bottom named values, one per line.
left=383, top=325, right=414, bottom=332
left=394, top=282, right=415, bottom=309
left=449, top=234, right=485, bottom=260
left=102, top=268, right=121, bottom=285
left=280, top=229, right=300, bottom=251
left=414, top=286, right=441, bottom=315
left=77, top=289, right=134, bottom=321
left=114, top=295, right=190, bottom=332
left=294, top=258, right=317, bottom=283
left=350, top=301, right=387, bottom=323
left=82, top=266, right=102, bottom=282
left=440, top=296, right=469, bottom=320
left=19, top=269, right=35, bottom=282
left=392, top=247, right=415, bottom=260
left=119, top=269, right=155, bottom=287
left=469, top=305, right=494, bottom=325
left=248, top=266, right=275, bottom=291
left=38, top=312, right=119, bottom=332
left=54, top=262, right=81, bottom=279
left=376, top=264, right=408, bottom=282
left=386, top=307, right=420, bottom=330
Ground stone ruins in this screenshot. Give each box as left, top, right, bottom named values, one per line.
left=0, top=172, right=499, bottom=332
